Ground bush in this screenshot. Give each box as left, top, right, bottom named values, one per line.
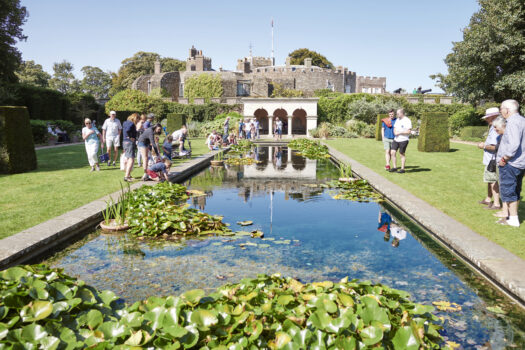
left=448, top=107, right=484, bottom=136
left=166, top=113, right=187, bottom=134
left=309, top=122, right=356, bottom=138
left=375, top=114, right=388, bottom=141
left=347, top=98, right=402, bottom=124
left=346, top=120, right=375, bottom=138
left=167, top=102, right=241, bottom=123
left=418, top=112, right=450, bottom=152
left=53, top=120, right=77, bottom=135
left=0, top=107, right=37, bottom=174
left=105, top=89, right=167, bottom=117
left=5, top=84, right=71, bottom=121
left=405, top=102, right=468, bottom=120
left=184, top=73, right=223, bottom=103
left=30, top=120, right=49, bottom=144
left=460, top=126, right=488, bottom=141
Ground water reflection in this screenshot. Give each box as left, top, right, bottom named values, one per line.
left=378, top=206, right=408, bottom=248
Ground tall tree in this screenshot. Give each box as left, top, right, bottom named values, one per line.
left=15, top=60, right=51, bottom=87
left=110, top=52, right=185, bottom=96
left=0, top=0, right=28, bottom=100
left=432, top=0, right=525, bottom=104
left=49, top=60, right=80, bottom=94
left=288, top=48, right=334, bottom=69
left=80, top=66, right=111, bottom=99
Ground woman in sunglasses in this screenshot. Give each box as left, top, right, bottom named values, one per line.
left=82, top=118, right=102, bottom=171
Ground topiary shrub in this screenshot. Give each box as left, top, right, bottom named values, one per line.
left=448, top=107, right=484, bottom=136
left=167, top=113, right=187, bottom=134
left=418, top=112, right=450, bottom=152
left=29, top=120, right=49, bottom=144
left=460, top=126, right=488, bottom=141
left=375, top=114, right=387, bottom=141
left=0, top=106, right=37, bottom=174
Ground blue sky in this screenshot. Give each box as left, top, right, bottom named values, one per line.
left=17, top=0, right=479, bottom=93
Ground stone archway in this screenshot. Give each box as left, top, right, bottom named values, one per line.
left=254, top=109, right=269, bottom=135
left=273, top=108, right=288, bottom=134
left=292, top=109, right=307, bottom=135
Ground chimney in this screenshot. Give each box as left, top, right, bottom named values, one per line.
left=304, top=58, right=312, bottom=68
left=154, top=60, right=161, bottom=74
left=286, top=57, right=291, bottom=67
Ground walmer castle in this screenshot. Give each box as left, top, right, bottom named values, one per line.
left=132, top=46, right=386, bottom=103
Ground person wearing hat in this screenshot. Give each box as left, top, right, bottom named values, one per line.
left=102, top=111, right=123, bottom=166
left=477, top=107, right=502, bottom=210
left=143, top=113, right=154, bottom=130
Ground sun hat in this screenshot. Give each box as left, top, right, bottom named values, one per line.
left=482, top=107, right=500, bottom=119
left=147, top=113, right=155, bottom=119
left=110, top=111, right=116, bottom=115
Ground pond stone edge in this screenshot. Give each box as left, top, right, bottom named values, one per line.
left=324, top=142, right=525, bottom=309
left=0, top=149, right=226, bottom=269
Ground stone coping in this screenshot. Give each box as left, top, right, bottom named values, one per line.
left=325, top=143, right=525, bottom=307
left=0, top=150, right=223, bottom=269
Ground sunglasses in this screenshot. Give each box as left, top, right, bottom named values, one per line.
left=85, top=122, right=91, bottom=125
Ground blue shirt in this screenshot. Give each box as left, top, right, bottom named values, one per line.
left=483, top=125, right=499, bottom=165
left=122, top=120, right=137, bottom=142
left=149, top=162, right=167, bottom=174
left=82, top=126, right=100, bottom=145
left=382, top=118, right=396, bottom=139
left=163, top=140, right=172, bottom=158
left=497, top=113, right=525, bottom=168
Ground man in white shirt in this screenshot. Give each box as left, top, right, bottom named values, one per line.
left=389, top=109, right=412, bottom=173
left=102, top=111, right=123, bottom=166
left=171, top=125, right=188, bottom=154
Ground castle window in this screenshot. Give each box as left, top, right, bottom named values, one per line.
left=291, top=67, right=296, bottom=72
left=190, top=65, right=196, bottom=71
left=237, top=80, right=251, bottom=96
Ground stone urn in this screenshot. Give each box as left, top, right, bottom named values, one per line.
left=100, top=220, right=129, bottom=232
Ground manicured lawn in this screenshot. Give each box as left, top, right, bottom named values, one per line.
left=0, top=138, right=208, bottom=240
left=326, top=138, right=525, bottom=260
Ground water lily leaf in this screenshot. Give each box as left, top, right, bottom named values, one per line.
left=288, top=279, right=304, bottom=293
left=0, top=306, right=8, bottom=320
left=312, top=281, right=333, bottom=289
left=164, top=325, right=188, bottom=339
left=360, top=325, right=383, bottom=345
left=21, top=323, right=47, bottom=342
left=237, top=221, right=253, bottom=226
left=258, top=244, right=271, bottom=248
left=392, top=326, right=420, bottom=350
left=315, top=297, right=338, bottom=314
left=124, top=330, right=142, bottom=346
left=182, top=289, right=205, bottom=305
left=273, top=331, right=292, bottom=348
left=308, top=310, right=332, bottom=330
left=338, top=293, right=354, bottom=307
left=29, top=279, right=49, bottom=299
left=212, top=242, right=223, bottom=246
left=235, top=231, right=252, bottom=236
left=99, top=290, right=118, bottom=306
left=277, top=295, right=294, bottom=306
left=98, top=321, right=126, bottom=340
left=250, top=230, right=264, bottom=238
left=180, top=325, right=199, bottom=348
left=21, top=300, right=53, bottom=322
left=190, top=309, right=219, bottom=330
left=446, top=340, right=461, bottom=349
left=144, top=306, right=166, bottom=330
left=40, top=335, right=60, bottom=350
left=1, top=266, right=29, bottom=281
left=486, top=306, right=506, bottom=314
left=86, top=309, right=104, bottom=329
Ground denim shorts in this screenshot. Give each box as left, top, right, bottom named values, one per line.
left=137, top=141, right=147, bottom=148
left=123, top=141, right=136, bottom=158
left=499, top=164, right=525, bottom=202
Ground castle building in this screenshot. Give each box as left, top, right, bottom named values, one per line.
left=132, top=46, right=386, bottom=102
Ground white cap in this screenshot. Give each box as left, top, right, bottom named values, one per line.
left=110, top=111, right=116, bottom=116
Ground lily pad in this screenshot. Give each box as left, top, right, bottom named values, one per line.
left=237, top=221, right=253, bottom=226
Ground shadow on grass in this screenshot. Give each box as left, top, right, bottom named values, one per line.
left=403, top=165, right=431, bottom=173
left=449, top=149, right=459, bottom=152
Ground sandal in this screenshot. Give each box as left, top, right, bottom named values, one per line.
left=493, top=211, right=509, bottom=218
left=478, top=200, right=492, bottom=205
left=484, top=204, right=502, bottom=210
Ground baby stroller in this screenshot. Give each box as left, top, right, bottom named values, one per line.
left=172, top=140, right=192, bottom=159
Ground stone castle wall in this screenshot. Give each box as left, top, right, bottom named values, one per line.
left=356, top=76, right=386, bottom=93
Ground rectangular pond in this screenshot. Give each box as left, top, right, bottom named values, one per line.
left=43, top=146, right=525, bottom=348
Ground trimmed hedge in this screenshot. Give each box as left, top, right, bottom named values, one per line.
left=375, top=114, right=387, bottom=141
left=167, top=102, right=241, bottom=122
left=5, top=84, right=71, bottom=122
left=460, top=126, right=487, bottom=141
left=29, top=120, right=49, bottom=144
left=167, top=113, right=187, bottom=134
left=0, top=106, right=37, bottom=174
left=418, top=112, right=450, bottom=152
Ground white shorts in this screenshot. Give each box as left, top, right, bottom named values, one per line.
left=106, top=135, right=120, bottom=148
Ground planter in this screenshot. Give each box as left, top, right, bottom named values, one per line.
left=338, top=177, right=357, bottom=183
left=210, top=160, right=224, bottom=167
left=48, top=139, right=57, bottom=146
left=100, top=220, right=129, bottom=232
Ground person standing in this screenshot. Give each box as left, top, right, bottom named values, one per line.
left=102, top=111, right=123, bottom=166
left=122, top=113, right=139, bottom=182
left=136, top=114, right=147, bottom=167
left=275, top=118, right=283, bottom=140
left=381, top=109, right=397, bottom=171
left=389, top=109, right=412, bottom=173
left=82, top=118, right=101, bottom=172
left=238, top=119, right=244, bottom=139
left=496, top=100, right=525, bottom=227
left=223, top=116, right=230, bottom=142
left=138, top=123, right=163, bottom=181
left=143, top=113, right=154, bottom=129
left=245, top=119, right=252, bottom=140
left=254, top=118, right=260, bottom=139
left=477, top=107, right=501, bottom=210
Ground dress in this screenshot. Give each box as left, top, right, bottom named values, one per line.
left=83, top=126, right=100, bottom=166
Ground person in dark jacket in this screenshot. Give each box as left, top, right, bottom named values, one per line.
left=122, top=113, right=139, bottom=182
left=138, top=123, right=162, bottom=181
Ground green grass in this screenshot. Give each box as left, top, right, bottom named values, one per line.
left=326, top=138, right=525, bottom=260
left=0, top=138, right=208, bottom=240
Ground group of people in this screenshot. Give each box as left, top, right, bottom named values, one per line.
left=378, top=208, right=407, bottom=248
left=82, top=111, right=191, bottom=182
left=237, top=117, right=261, bottom=140
left=477, top=99, right=524, bottom=227
left=381, top=108, right=413, bottom=173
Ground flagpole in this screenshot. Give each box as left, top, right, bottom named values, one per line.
left=271, top=18, right=275, bottom=66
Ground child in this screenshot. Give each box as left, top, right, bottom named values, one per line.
left=163, top=135, right=173, bottom=160
left=146, top=158, right=171, bottom=182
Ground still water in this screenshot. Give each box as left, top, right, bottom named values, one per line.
left=45, top=146, right=525, bottom=349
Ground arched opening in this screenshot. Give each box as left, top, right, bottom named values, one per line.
left=254, top=109, right=269, bottom=135
left=292, top=109, right=307, bottom=135
left=273, top=108, right=288, bottom=135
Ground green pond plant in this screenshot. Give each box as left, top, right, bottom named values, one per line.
left=328, top=179, right=383, bottom=203
left=288, top=139, right=331, bottom=160
left=0, top=265, right=452, bottom=349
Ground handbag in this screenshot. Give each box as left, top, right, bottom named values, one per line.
left=486, top=137, right=501, bottom=173
left=98, top=152, right=109, bottom=163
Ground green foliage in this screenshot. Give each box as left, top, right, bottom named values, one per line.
left=405, top=103, right=467, bottom=121
left=184, top=74, right=223, bottom=103
left=288, top=139, right=330, bottom=159
left=68, top=92, right=101, bottom=124
left=288, top=48, right=334, bottom=69
left=0, top=265, right=445, bottom=349
left=149, top=87, right=170, bottom=98
left=49, top=60, right=80, bottom=94
left=29, top=119, right=48, bottom=144
left=195, top=112, right=243, bottom=137
left=418, top=112, right=450, bottom=152
left=80, top=66, right=111, bottom=99
left=0, top=106, right=37, bottom=174
left=0, top=0, right=28, bottom=86
left=460, top=126, right=488, bottom=141
left=328, top=179, right=384, bottom=202
left=375, top=114, right=387, bottom=141
left=347, top=98, right=402, bottom=124
left=346, top=120, right=376, bottom=138
left=309, top=122, right=356, bottom=139
left=166, top=113, right=187, bottom=134
left=5, top=84, right=72, bottom=121
left=105, top=89, right=166, bottom=117
left=270, top=82, right=304, bottom=97
left=167, top=102, right=240, bottom=123
left=15, top=60, right=50, bottom=87
left=448, top=107, right=485, bottom=136
left=432, top=0, right=525, bottom=104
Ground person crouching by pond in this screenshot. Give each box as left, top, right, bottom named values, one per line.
left=477, top=107, right=502, bottom=210
left=138, top=123, right=163, bottom=181
left=147, top=158, right=172, bottom=182
left=82, top=118, right=101, bottom=172
left=381, top=109, right=396, bottom=171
